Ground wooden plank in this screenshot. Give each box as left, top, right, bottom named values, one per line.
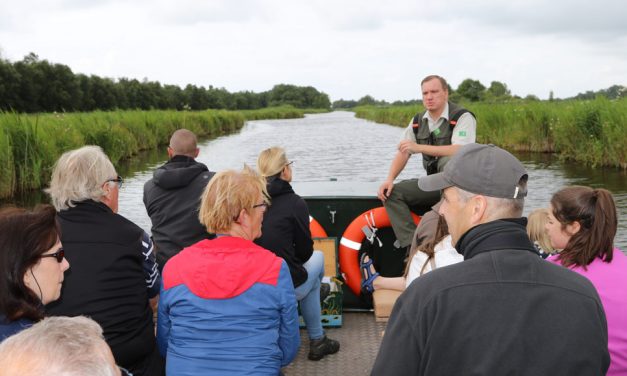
left=313, top=237, right=338, bottom=277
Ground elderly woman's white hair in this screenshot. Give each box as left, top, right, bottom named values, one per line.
left=0, top=316, right=119, bottom=376
left=47, top=145, right=117, bottom=211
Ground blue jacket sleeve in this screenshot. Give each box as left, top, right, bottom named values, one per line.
left=277, top=261, right=300, bottom=366
left=156, top=280, right=171, bottom=356
left=141, top=232, right=161, bottom=298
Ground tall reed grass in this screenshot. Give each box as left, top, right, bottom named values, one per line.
left=0, top=106, right=308, bottom=198
left=355, top=98, right=627, bottom=169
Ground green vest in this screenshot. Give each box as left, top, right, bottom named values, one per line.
left=412, top=101, right=474, bottom=175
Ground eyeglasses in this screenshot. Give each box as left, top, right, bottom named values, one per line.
left=40, top=248, right=65, bottom=263
left=105, top=176, right=123, bottom=188
left=286, top=161, right=294, bottom=167
left=253, top=202, right=270, bottom=210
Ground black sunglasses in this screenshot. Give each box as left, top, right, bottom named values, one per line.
left=40, top=248, right=65, bottom=263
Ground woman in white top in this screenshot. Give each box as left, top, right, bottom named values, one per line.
left=405, top=234, right=460, bottom=287
left=360, top=204, right=463, bottom=292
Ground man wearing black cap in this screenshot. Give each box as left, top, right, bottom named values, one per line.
left=372, top=143, right=609, bottom=376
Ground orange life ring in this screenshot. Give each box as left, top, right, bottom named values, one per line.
left=339, top=207, right=420, bottom=296
left=309, top=216, right=328, bottom=238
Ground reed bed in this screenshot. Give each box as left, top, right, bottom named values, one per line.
left=354, top=98, right=627, bottom=169
left=0, top=106, right=307, bottom=198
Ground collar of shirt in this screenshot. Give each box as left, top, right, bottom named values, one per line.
left=422, top=102, right=449, bottom=133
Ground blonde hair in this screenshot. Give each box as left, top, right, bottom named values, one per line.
left=0, top=316, right=118, bottom=376
left=527, top=208, right=555, bottom=255
left=257, top=146, right=289, bottom=178
left=199, top=166, right=268, bottom=233
left=46, top=146, right=117, bottom=211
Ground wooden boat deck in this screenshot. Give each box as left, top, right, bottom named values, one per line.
left=282, top=312, right=386, bottom=375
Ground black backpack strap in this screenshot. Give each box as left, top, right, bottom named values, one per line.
left=449, top=109, right=475, bottom=127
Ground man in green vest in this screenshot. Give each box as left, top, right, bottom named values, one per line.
left=377, top=75, right=476, bottom=252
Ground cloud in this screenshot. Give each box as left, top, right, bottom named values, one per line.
left=0, top=0, right=625, bottom=102
left=426, top=0, right=627, bottom=40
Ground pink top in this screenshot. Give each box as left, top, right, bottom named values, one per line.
left=549, top=249, right=627, bottom=376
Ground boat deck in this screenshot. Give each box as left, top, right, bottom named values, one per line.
left=282, top=312, right=386, bottom=375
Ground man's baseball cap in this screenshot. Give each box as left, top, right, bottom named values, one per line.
left=418, top=143, right=528, bottom=199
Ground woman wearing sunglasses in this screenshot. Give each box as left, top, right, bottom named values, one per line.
left=0, top=204, right=70, bottom=342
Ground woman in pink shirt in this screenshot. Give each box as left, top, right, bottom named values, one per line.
left=546, top=186, right=627, bottom=376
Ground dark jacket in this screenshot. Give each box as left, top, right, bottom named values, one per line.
left=46, top=200, right=159, bottom=372
left=412, top=101, right=474, bottom=174
left=0, top=315, right=33, bottom=343
left=372, top=218, right=610, bottom=376
left=255, top=178, right=313, bottom=287
left=143, top=155, right=215, bottom=269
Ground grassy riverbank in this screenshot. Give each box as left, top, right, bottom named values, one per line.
left=0, top=106, right=311, bottom=198
left=354, top=97, right=627, bottom=169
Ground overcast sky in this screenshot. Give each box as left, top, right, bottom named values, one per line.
left=1, top=0, right=625, bottom=102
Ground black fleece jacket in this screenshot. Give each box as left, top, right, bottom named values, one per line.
left=255, top=178, right=314, bottom=287
left=47, top=200, right=157, bottom=370
left=372, top=218, right=609, bottom=376
left=143, top=155, right=214, bottom=269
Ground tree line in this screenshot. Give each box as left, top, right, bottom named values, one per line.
left=0, top=53, right=331, bottom=113
left=333, top=78, right=626, bottom=108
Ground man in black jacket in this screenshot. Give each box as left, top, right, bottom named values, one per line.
left=143, top=129, right=215, bottom=270
left=371, top=143, right=609, bottom=376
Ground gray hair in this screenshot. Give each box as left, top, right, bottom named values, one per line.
left=46, top=146, right=117, bottom=211
left=456, top=177, right=526, bottom=219
left=0, top=316, right=119, bottom=376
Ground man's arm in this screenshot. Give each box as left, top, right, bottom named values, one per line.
left=398, top=112, right=477, bottom=157
left=398, top=142, right=461, bottom=157
left=377, top=151, right=410, bottom=201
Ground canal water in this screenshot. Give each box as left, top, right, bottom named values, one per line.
left=8, top=111, right=627, bottom=249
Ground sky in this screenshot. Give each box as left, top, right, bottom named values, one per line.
left=1, top=0, right=626, bottom=102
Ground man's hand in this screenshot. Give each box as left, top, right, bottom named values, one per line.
left=398, top=140, right=421, bottom=155
left=377, top=180, right=395, bottom=201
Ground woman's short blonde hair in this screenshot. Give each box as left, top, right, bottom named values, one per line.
left=199, top=166, right=268, bottom=233
left=46, top=146, right=117, bottom=211
left=257, top=146, right=288, bottom=178
left=527, top=208, right=555, bottom=254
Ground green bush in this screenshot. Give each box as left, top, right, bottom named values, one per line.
left=0, top=106, right=306, bottom=198
left=355, top=98, right=627, bottom=168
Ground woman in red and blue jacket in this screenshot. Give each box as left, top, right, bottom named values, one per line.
left=157, top=167, right=300, bottom=376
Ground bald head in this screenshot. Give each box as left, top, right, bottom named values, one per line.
left=169, top=129, right=199, bottom=158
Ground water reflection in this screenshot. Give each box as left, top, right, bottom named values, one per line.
left=4, top=111, right=626, bottom=249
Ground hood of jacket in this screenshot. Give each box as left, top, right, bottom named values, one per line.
left=153, top=155, right=208, bottom=190
left=456, top=217, right=538, bottom=260
left=162, top=237, right=283, bottom=299
left=266, top=177, right=294, bottom=198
